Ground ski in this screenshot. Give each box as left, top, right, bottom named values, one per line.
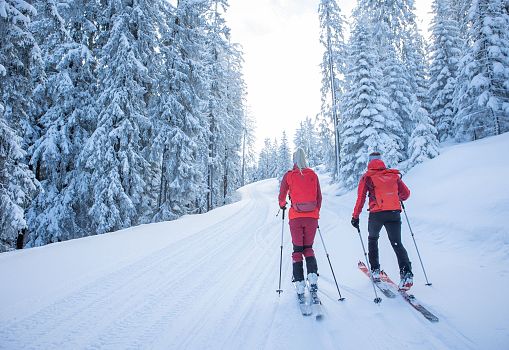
left=294, top=283, right=312, bottom=316
left=358, top=261, right=396, bottom=298
left=297, top=293, right=312, bottom=316
left=380, top=271, right=439, bottom=323
left=307, top=280, right=324, bottom=320
left=309, top=290, right=324, bottom=320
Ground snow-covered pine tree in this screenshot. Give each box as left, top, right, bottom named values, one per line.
left=0, top=0, right=40, bottom=250
left=428, top=0, right=463, bottom=141
left=0, top=105, right=37, bottom=252
left=402, top=22, right=431, bottom=118
left=203, top=0, right=236, bottom=210
left=380, top=40, right=410, bottom=150
left=241, top=109, right=256, bottom=186
left=339, top=14, right=402, bottom=189
left=352, top=0, right=437, bottom=169
left=28, top=0, right=76, bottom=244
left=315, top=111, right=335, bottom=170
left=151, top=0, right=209, bottom=221
left=358, top=0, right=415, bottom=50
left=452, top=0, right=509, bottom=141
left=451, top=0, right=474, bottom=42
left=401, top=20, right=440, bottom=164
left=257, top=138, right=274, bottom=180
left=294, top=122, right=305, bottom=151
left=406, top=100, right=440, bottom=169
left=26, top=0, right=99, bottom=245
left=77, top=0, right=160, bottom=234
left=294, top=117, right=320, bottom=167
left=318, top=0, right=346, bottom=179
left=0, top=0, right=43, bottom=148
left=305, top=117, right=320, bottom=167
left=220, top=42, right=246, bottom=204
left=377, top=0, right=428, bottom=149
left=277, top=131, right=292, bottom=179
left=268, top=138, right=279, bottom=178
left=47, top=0, right=102, bottom=242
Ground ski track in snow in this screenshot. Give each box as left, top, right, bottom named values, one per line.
left=0, top=181, right=485, bottom=350
left=0, top=181, right=286, bottom=350
left=3, top=131, right=509, bottom=350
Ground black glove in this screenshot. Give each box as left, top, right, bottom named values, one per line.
left=351, top=217, right=359, bottom=229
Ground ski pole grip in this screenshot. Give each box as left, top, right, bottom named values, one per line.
left=282, top=207, right=286, bottom=220
left=400, top=200, right=406, bottom=210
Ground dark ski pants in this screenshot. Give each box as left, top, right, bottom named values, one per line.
left=368, top=211, right=411, bottom=274
left=289, top=217, right=318, bottom=281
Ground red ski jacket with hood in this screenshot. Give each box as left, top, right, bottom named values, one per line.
left=279, top=165, right=322, bottom=220
left=352, top=159, right=410, bottom=219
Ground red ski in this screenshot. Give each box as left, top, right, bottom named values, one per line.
left=380, top=271, right=439, bottom=323
left=358, top=261, right=396, bottom=298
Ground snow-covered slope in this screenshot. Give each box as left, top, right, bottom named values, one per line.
left=1, top=134, right=509, bottom=350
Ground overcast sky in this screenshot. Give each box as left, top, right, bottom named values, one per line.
left=225, top=0, right=433, bottom=153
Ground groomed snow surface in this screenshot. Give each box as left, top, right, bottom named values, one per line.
left=1, top=133, right=509, bottom=350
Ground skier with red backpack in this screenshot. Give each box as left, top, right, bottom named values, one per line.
left=351, top=151, right=414, bottom=290
left=278, top=148, right=322, bottom=298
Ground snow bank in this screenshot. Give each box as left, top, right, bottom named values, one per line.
left=404, top=132, right=509, bottom=260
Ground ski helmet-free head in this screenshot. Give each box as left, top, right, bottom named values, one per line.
left=293, top=148, right=308, bottom=171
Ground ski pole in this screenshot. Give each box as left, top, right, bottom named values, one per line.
left=356, top=226, right=382, bottom=304
left=276, top=208, right=285, bottom=295
left=400, top=201, right=432, bottom=286
left=317, top=226, right=345, bottom=301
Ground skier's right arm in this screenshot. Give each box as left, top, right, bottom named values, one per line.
left=352, top=175, right=368, bottom=219
left=278, top=172, right=290, bottom=208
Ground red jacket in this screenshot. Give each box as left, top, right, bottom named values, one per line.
left=352, top=159, right=410, bottom=219
left=279, top=166, right=322, bottom=220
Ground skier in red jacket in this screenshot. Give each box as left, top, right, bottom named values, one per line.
left=278, top=148, right=322, bottom=296
left=351, top=152, right=413, bottom=290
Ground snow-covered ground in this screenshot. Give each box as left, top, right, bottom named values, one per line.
left=1, top=133, right=509, bottom=350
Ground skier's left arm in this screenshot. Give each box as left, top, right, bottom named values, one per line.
left=398, top=178, right=410, bottom=201
left=316, top=176, right=322, bottom=211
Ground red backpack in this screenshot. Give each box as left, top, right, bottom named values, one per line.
left=287, top=169, right=318, bottom=212
left=368, top=169, right=401, bottom=211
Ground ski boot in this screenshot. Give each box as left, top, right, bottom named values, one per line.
left=371, top=268, right=381, bottom=282
left=308, top=272, right=319, bottom=300
left=295, top=280, right=306, bottom=297
left=399, top=270, right=414, bottom=291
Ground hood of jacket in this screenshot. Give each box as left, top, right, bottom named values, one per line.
left=367, top=159, right=386, bottom=171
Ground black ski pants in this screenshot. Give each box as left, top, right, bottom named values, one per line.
left=367, top=210, right=411, bottom=274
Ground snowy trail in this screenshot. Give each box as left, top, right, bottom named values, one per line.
left=2, top=135, right=509, bottom=349
left=1, top=180, right=278, bottom=350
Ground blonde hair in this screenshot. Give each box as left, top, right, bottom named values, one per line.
left=293, top=148, right=308, bottom=170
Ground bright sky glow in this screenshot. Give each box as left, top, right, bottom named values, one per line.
left=226, top=0, right=433, bottom=153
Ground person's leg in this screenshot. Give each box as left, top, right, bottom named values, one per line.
left=367, top=212, right=384, bottom=271
left=384, top=211, right=412, bottom=274
left=302, top=218, right=319, bottom=275
left=289, top=218, right=305, bottom=282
